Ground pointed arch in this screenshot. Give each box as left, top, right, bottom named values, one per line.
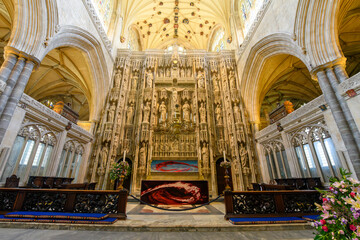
left=294, top=0, right=344, bottom=68
left=39, top=26, right=110, bottom=121
left=241, top=33, right=310, bottom=123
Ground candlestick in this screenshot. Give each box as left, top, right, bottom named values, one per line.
left=123, top=150, right=126, bottom=162
left=223, top=150, right=227, bottom=162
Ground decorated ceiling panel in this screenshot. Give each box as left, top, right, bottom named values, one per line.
left=117, top=0, right=232, bottom=50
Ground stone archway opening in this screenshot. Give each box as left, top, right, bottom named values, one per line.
left=25, top=47, right=93, bottom=125
left=258, top=54, right=322, bottom=129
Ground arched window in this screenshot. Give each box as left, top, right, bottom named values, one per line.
left=92, top=0, right=114, bottom=30
left=291, top=124, right=342, bottom=182
left=209, top=29, right=226, bottom=52
left=128, top=27, right=141, bottom=51
left=237, top=0, right=264, bottom=36
left=57, top=140, right=84, bottom=180
left=0, top=124, right=57, bottom=183
left=262, top=139, right=291, bottom=180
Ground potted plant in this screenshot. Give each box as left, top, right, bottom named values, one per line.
left=109, top=161, right=131, bottom=190
left=313, top=168, right=360, bottom=240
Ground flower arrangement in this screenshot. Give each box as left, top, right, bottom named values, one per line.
left=313, top=168, right=360, bottom=240
left=109, top=161, right=131, bottom=181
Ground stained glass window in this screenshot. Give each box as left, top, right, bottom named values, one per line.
left=210, top=29, right=226, bottom=52
left=128, top=28, right=141, bottom=51
left=91, top=0, right=114, bottom=30
left=238, top=0, right=264, bottom=36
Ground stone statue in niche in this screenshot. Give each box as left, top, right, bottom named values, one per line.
left=146, top=70, right=153, bottom=88
left=212, top=73, right=219, bottom=91
left=199, top=102, right=206, bottom=123
left=159, top=101, right=167, bottom=122
left=182, top=101, right=191, bottom=122
left=159, top=67, right=164, bottom=77
left=124, top=67, right=130, bottom=81
left=180, top=68, right=185, bottom=78
left=229, top=70, right=236, bottom=89
left=171, top=66, right=179, bottom=78
left=233, top=104, right=242, bottom=123
left=239, top=146, right=248, bottom=167
left=114, top=69, right=122, bottom=88
left=143, top=101, right=151, bottom=123
left=228, top=111, right=235, bottom=130
left=187, top=67, right=192, bottom=77
left=107, top=103, right=116, bottom=123
left=165, top=87, right=185, bottom=110
left=221, top=67, right=227, bottom=79
left=100, top=144, right=109, bottom=168
left=166, top=67, right=171, bottom=77
left=112, top=134, right=119, bottom=156
left=126, top=103, right=134, bottom=124
left=197, top=71, right=205, bottom=88
left=160, top=89, right=168, bottom=100
left=202, top=143, right=209, bottom=168
left=215, top=104, right=222, bottom=124
left=139, top=142, right=146, bottom=166
left=132, top=72, right=138, bottom=90
left=239, top=125, right=245, bottom=142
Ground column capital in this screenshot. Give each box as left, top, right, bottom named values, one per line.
left=4, top=46, right=41, bottom=69
left=310, top=57, right=347, bottom=80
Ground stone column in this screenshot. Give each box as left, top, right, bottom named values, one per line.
left=316, top=70, right=360, bottom=176
left=328, top=65, right=360, bottom=149
left=0, top=60, right=36, bottom=144
left=0, top=53, right=18, bottom=92
left=281, top=131, right=300, bottom=177
left=0, top=56, right=26, bottom=116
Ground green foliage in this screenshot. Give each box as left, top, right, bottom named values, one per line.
left=312, top=168, right=360, bottom=240
left=109, top=161, right=131, bottom=181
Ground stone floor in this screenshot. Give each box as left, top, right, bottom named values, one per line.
left=0, top=202, right=316, bottom=239
left=0, top=228, right=315, bottom=240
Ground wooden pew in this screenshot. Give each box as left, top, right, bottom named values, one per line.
left=224, top=190, right=321, bottom=219
left=0, top=188, right=128, bottom=219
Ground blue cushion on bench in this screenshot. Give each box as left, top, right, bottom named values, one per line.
left=5, top=212, right=109, bottom=220
left=0, top=215, right=117, bottom=224
left=229, top=217, right=307, bottom=225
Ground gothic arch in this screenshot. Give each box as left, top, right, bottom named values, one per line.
left=207, top=24, right=224, bottom=52
left=241, top=33, right=311, bottom=124
left=37, top=26, right=110, bottom=121
left=294, top=0, right=344, bottom=68
left=7, top=0, right=58, bottom=59
left=128, top=24, right=143, bottom=51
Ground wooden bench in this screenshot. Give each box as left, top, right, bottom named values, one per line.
left=275, top=178, right=323, bottom=190
left=224, top=190, right=320, bottom=219
left=0, top=188, right=128, bottom=219
left=26, top=176, right=74, bottom=188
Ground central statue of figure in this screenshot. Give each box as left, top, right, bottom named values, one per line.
left=159, top=101, right=167, bottom=123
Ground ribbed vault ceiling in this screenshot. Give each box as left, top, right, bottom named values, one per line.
left=118, top=0, right=232, bottom=49
left=259, top=55, right=322, bottom=123
left=25, top=48, right=91, bottom=121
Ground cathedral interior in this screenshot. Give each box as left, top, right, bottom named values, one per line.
left=0, top=0, right=359, bottom=239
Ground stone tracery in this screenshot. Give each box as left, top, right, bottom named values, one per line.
left=89, top=49, right=258, bottom=194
